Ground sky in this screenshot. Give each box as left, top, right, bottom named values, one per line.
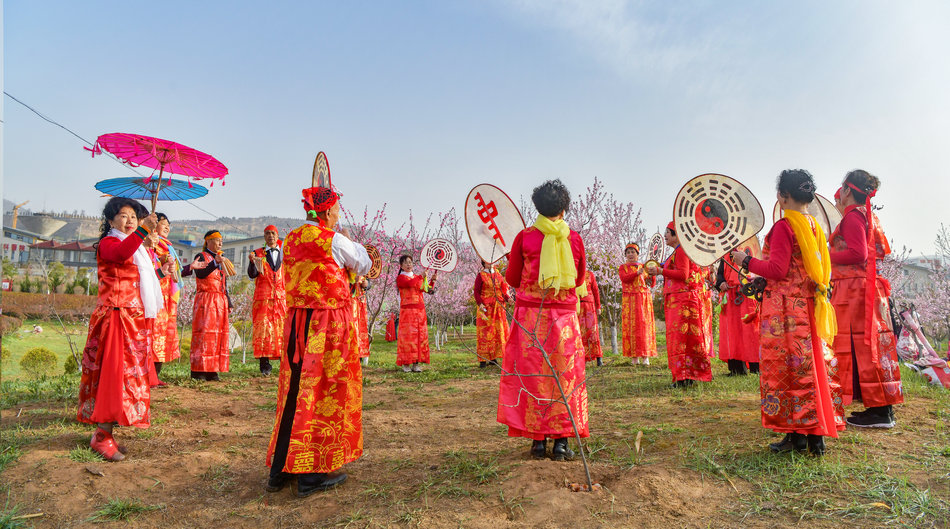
left=3, top=1, right=949, bottom=254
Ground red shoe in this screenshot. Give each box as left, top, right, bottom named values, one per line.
left=90, top=428, right=126, bottom=462
left=151, top=380, right=168, bottom=388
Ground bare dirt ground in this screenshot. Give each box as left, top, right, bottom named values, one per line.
left=2, top=351, right=949, bottom=529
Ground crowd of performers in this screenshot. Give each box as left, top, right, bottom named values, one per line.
left=74, top=166, right=903, bottom=493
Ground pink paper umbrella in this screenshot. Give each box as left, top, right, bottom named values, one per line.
left=87, top=132, right=228, bottom=212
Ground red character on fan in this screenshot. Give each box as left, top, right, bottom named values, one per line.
left=647, top=222, right=712, bottom=387
left=189, top=230, right=235, bottom=381
left=265, top=184, right=371, bottom=496
left=715, top=249, right=760, bottom=375
left=248, top=225, right=287, bottom=376
left=474, top=259, right=511, bottom=368
left=578, top=269, right=603, bottom=365
left=77, top=197, right=168, bottom=461
left=618, top=243, right=657, bottom=365
left=396, top=255, right=436, bottom=372
left=830, top=170, right=903, bottom=428
left=497, top=179, right=588, bottom=462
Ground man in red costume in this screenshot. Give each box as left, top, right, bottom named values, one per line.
left=248, top=225, right=287, bottom=376
left=265, top=184, right=371, bottom=497
left=474, top=259, right=511, bottom=368
left=648, top=222, right=712, bottom=387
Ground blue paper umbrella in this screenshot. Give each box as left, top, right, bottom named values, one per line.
left=95, top=177, right=209, bottom=202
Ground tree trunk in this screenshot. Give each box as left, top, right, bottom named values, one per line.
left=610, top=323, right=618, bottom=356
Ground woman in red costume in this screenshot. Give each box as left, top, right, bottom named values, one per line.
left=618, top=243, right=656, bottom=365
left=715, top=250, right=760, bottom=375
left=474, top=259, right=511, bottom=368
left=578, top=269, right=603, bottom=365
left=77, top=197, right=167, bottom=461
left=830, top=170, right=903, bottom=428
left=396, top=255, right=436, bottom=373
left=352, top=275, right=371, bottom=367
left=648, top=222, right=712, bottom=387
left=731, top=169, right=844, bottom=456
left=189, top=230, right=233, bottom=381
left=147, top=213, right=181, bottom=386
left=497, top=179, right=588, bottom=462
left=248, top=225, right=287, bottom=376
left=265, top=185, right=371, bottom=497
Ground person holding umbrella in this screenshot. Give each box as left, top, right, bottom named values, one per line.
left=77, top=197, right=170, bottom=461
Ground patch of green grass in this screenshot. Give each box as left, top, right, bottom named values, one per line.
left=67, top=445, right=103, bottom=463
left=683, top=435, right=950, bottom=525
left=201, top=464, right=237, bottom=492
left=440, top=449, right=502, bottom=485
left=0, top=494, right=29, bottom=529
left=87, top=498, right=162, bottom=523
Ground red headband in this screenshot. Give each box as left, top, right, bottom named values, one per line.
left=264, top=225, right=278, bottom=234
left=847, top=181, right=876, bottom=199
left=625, top=242, right=640, bottom=252
left=302, top=186, right=340, bottom=218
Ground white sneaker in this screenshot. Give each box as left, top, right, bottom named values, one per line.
left=411, top=363, right=424, bottom=372
left=643, top=359, right=650, bottom=366
left=402, top=365, right=411, bottom=373
left=361, top=357, right=369, bottom=366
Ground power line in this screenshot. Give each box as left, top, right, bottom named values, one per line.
left=3, top=91, right=251, bottom=236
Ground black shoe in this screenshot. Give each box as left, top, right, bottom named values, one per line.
left=265, top=472, right=292, bottom=492
left=530, top=439, right=547, bottom=459
left=596, top=358, right=603, bottom=367
left=260, top=358, right=273, bottom=376
left=479, top=361, right=487, bottom=369
left=748, top=362, right=760, bottom=374
left=206, top=372, right=220, bottom=382
left=670, top=379, right=695, bottom=389
left=489, top=360, right=499, bottom=367
left=846, top=411, right=895, bottom=429
left=806, top=435, right=825, bottom=456
left=769, top=433, right=806, bottom=453
left=191, top=371, right=204, bottom=380
left=297, top=472, right=347, bottom=497
left=551, top=438, right=575, bottom=461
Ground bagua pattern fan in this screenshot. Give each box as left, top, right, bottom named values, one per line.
left=772, top=193, right=841, bottom=236
left=673, top=173, right=765, bottom=267
left=420, top=238, right=459, bottom=272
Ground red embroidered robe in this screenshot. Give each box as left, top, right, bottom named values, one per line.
left=618, top=262, right=656, bottom=358
left=251, top=247, right=287, bottom=360
left=474, top=268, right=511, bottom=362
left=661, top=246, right=712, bottom=382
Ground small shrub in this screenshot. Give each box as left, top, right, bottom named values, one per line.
left=20, top=347, right=58, bottom=379
left=0, top=315, right=22, bottom=336
left=18, top=277, right=33, bottom=293
left=64, top=355, right=80, bottom=375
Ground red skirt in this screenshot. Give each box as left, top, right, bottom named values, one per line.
left=497, top=304, right=589, bottom=440
left=664, top=291, right=712, bottom=382
left=252, top=297, right=287, bottom=360
left=759, top=293, right=844, bottom=436
left=622, top=290, right=656, bottom=358
left=191, top=291, right=230, bottom=372
left=476, top=302, right=508, bottom=362
left=831, top=277, right=903, bottom=407
left=579, top=301, right=603, bottom=361
left=77, top=306, right=151, bottom=427
left=396, top=306, right=429, bottom=365
left=717, top=294, right=760, bottom=363
left=266, top=307, right=363, bottom=474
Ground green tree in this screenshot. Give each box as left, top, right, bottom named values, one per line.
left=2, top=257, right=17, bottom=280
left=47, top=262, right=66, bottom=292
left=20, top=347, right=58, bottom=379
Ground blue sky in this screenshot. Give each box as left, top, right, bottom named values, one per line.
left=4, top=1, right=949, bottom=254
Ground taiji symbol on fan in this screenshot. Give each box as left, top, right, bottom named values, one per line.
left=674, top=173, right=763, bottom=264
left=474, top=192, right=505, bottom=246
left=423, top=240, right=456, bottom=270
left=695, top=198, right=727, bottom=235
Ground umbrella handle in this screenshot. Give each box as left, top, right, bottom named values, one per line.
left=151, top=166, right=165, bottom=213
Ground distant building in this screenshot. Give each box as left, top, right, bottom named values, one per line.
left=901, top=256, right=945, bottom=296
left=2, top=226, right=45, bottom=264
left=171, top=235, right=266, bottom=268
left=29, top=239, right=98, bottom=268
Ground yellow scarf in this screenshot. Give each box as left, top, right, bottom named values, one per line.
left=783, top=210, right=837, bottom=345
left=533, top=215, right=577, bottom=293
